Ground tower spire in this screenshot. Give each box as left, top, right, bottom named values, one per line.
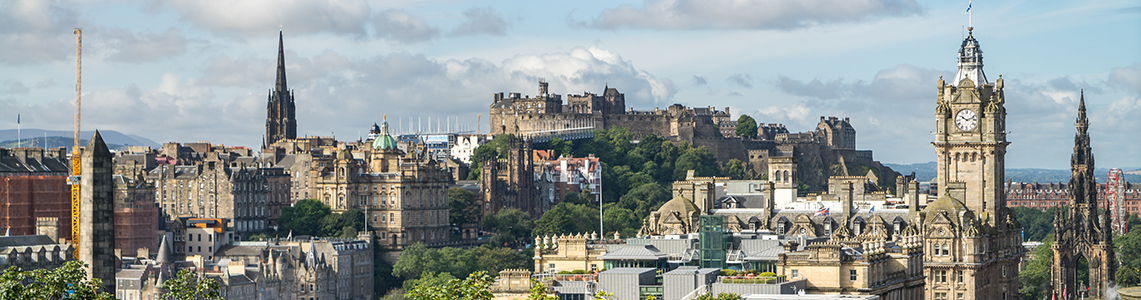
left=1076, top=90, right=1088, bottom=134
left=276, top=31, right=287, bottom=92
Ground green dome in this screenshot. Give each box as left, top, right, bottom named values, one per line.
left=372, top=119, right=398, bottom=150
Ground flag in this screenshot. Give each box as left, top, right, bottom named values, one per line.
left=965, top=0, right=971, bottom=13
left=814, top=207, right=830, bottom=216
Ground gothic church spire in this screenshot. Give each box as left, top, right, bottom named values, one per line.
left=275, top=31, right=288, bottom=92
left=266, top=31, right=297, bottom=147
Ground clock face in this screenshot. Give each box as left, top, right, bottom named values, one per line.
left=955, top=109, right=978, bottom=131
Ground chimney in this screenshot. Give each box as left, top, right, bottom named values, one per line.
left=908, top=180, right=920, bottom=219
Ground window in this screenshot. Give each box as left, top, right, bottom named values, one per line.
left=934, top=292, right=948, bottom=300
left=957, top=293, right=964, bottom=299
left=956, top=270, right=963, bottom=283
left=1002, top=265, right=1007, bottom=277
left=849, top=270, right=857, bottom=281
left=208, top=235, right=212, bottom=242
left=791, top=270, right=799, bottom=278
left=188, top=246, right=193, bottom=252
left=936, top=270, right=947, bottom=283
left=197, top=246, right=201, bottom=252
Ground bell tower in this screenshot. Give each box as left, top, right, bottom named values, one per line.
left=933, top=28, right=1008, bottom=225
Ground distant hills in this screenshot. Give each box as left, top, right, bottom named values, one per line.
left=0, top=129, right=160, bottom=151
left=884, top=162, right=1141, bottom=184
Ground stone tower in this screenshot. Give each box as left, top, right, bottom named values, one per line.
left=1052, top=92, right=1115, bottom=299
left=266, top=31, right=297, bottom=146
left=922, top=28, right=1023, bottom=300
left=79, top=131, right=115, bottom=292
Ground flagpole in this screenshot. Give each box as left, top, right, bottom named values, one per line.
left=16, top=112, right=19, bottom=148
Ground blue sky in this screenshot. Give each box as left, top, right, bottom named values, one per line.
left=0, top=0, right=1138, bottom=169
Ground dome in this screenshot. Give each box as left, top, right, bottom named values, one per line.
left=657, top=193, right=700, bottom=216
left=372, top=117, right=398, bottom=150
left=370, top=123, right=381, bottom=134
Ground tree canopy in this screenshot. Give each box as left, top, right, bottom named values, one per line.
left=0, top=261, right=113, bottom=300
left=735, top=115, right=758, bottom=139
left=160, top=269, right=222, bottom=300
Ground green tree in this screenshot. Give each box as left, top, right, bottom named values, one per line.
left=402, top=271, right=457, bottom=291
left=279, top=199, right=332, bottom=236
left=483, top=208, right=534, bottom=247
left=1013, top=206, right=1056, bottom=242
left=534, top=202, right=601, bottom=237
left=696, top=292, right=742, bottom=300
left=544, top=138, right=573, bottom=159
left=392, top=243, right=477, bottom=280
left=1117, top=227, right=1141, bottom=287
left=1019, top=233, right=1054, bottom=300
left=161, top=269, right=222, bottom=300
left=406, top=271, right=494, bottom=300
left=449, top=187, right=481, bottom=228
left=723, top=159, right=748, bottom=180
left=602, top=205, right=639, bottom=238
left=673, top=146, right=719, bottom=180
left=735, top=115, right=758, bottom=139
left=528, top=279, right=559, bottom=300
left=374, top=241, right=401, bottom=296
left=0, top=261, right=114, bottom=300
left=617, top=182, right=670, bottom=221
left=471, top=245, right=532, bottom=274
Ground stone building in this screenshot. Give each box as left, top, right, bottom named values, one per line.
left=1005, top=181, right=1139, bottom=213
left=0, top=234, right=74, bottom=271
left=536, top=154, right=601, bottom=213
left=145, top=143, right=290, bottom=235
left=307, top=119, right=451, bottom=249
left=0, top=147, right=72, bottom=240
left=920, top=28, right=1023, bottom=300
left=113, top=174, right=159, bottom=258
left=776, top=236, right=925, bottom=298
left=1052, top=94, right=1115, bottom=299
left=480, top=135, right=540, bottom=217
left=117, top=233, right=374, bottom=300
left=532, top=232, right=608, bottom=274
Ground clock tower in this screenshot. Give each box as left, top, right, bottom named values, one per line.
left=933, top=28, right=1007, bottom=226
left=922, top=28, right=1023, bottom=300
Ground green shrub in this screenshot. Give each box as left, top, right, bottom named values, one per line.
left=571, top=269, right=588, bottom=274
left=758, top=272, right=776, bottom=277
left=720, top=269, right=737, bottom=276
left=557, top=271, right=571, bottom=274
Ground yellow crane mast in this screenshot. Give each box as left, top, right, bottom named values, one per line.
left=70, top=28, right=82, bottom=254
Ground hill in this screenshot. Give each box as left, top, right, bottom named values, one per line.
left=883, top=162, right=1141, bottom=183
left=0, top=129, right=159, bottom=150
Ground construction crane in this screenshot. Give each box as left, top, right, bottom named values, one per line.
left=69, top=28, right=82, bottom=254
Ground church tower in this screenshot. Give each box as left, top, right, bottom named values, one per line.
left=1052, top=92, right=1115, bottom=300
left=266, top=31, right=297, bottom=146
left=922, top=28, right=1023, bottom=300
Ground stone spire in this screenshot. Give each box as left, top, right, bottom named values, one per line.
left=275, top=31, right=287, bottom=92
left=79, top=130, right=115, bottom=292
left=953, top=29, right=988, bottom=87
left=156, top=235, right=173, bottom=264
left=1069, top=90, right=1096, bottom=204
left=265, top=31, right=297, bottom=146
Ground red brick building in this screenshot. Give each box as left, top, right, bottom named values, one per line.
left=114, top=175, right=159, bottom=258
left=1005, top=181, right=1140, bottom=215
left=0, top=148, right=72, bottom=241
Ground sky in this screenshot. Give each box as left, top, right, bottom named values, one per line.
left=0, top=0, right=1138, bottom=170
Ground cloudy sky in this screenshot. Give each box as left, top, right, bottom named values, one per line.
left=0, top=0, right=1138, bottom=169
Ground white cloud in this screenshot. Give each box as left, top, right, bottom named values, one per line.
left=372, top=9, right=440, bottom=43
left=99, top=27, right=189, bottom=62
left=0, top=0, right=80, bottom=65
left=1109, top=63, right=1141, bottom=94
left=585, top=0, right=923, bottom=30
left=173, top=46, right=676, bottom=144
left=2, top=81, right=30, bottom=95
left=451, top=7, right=508, bottom=37
left=152, top=0, right=372, bottom=37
